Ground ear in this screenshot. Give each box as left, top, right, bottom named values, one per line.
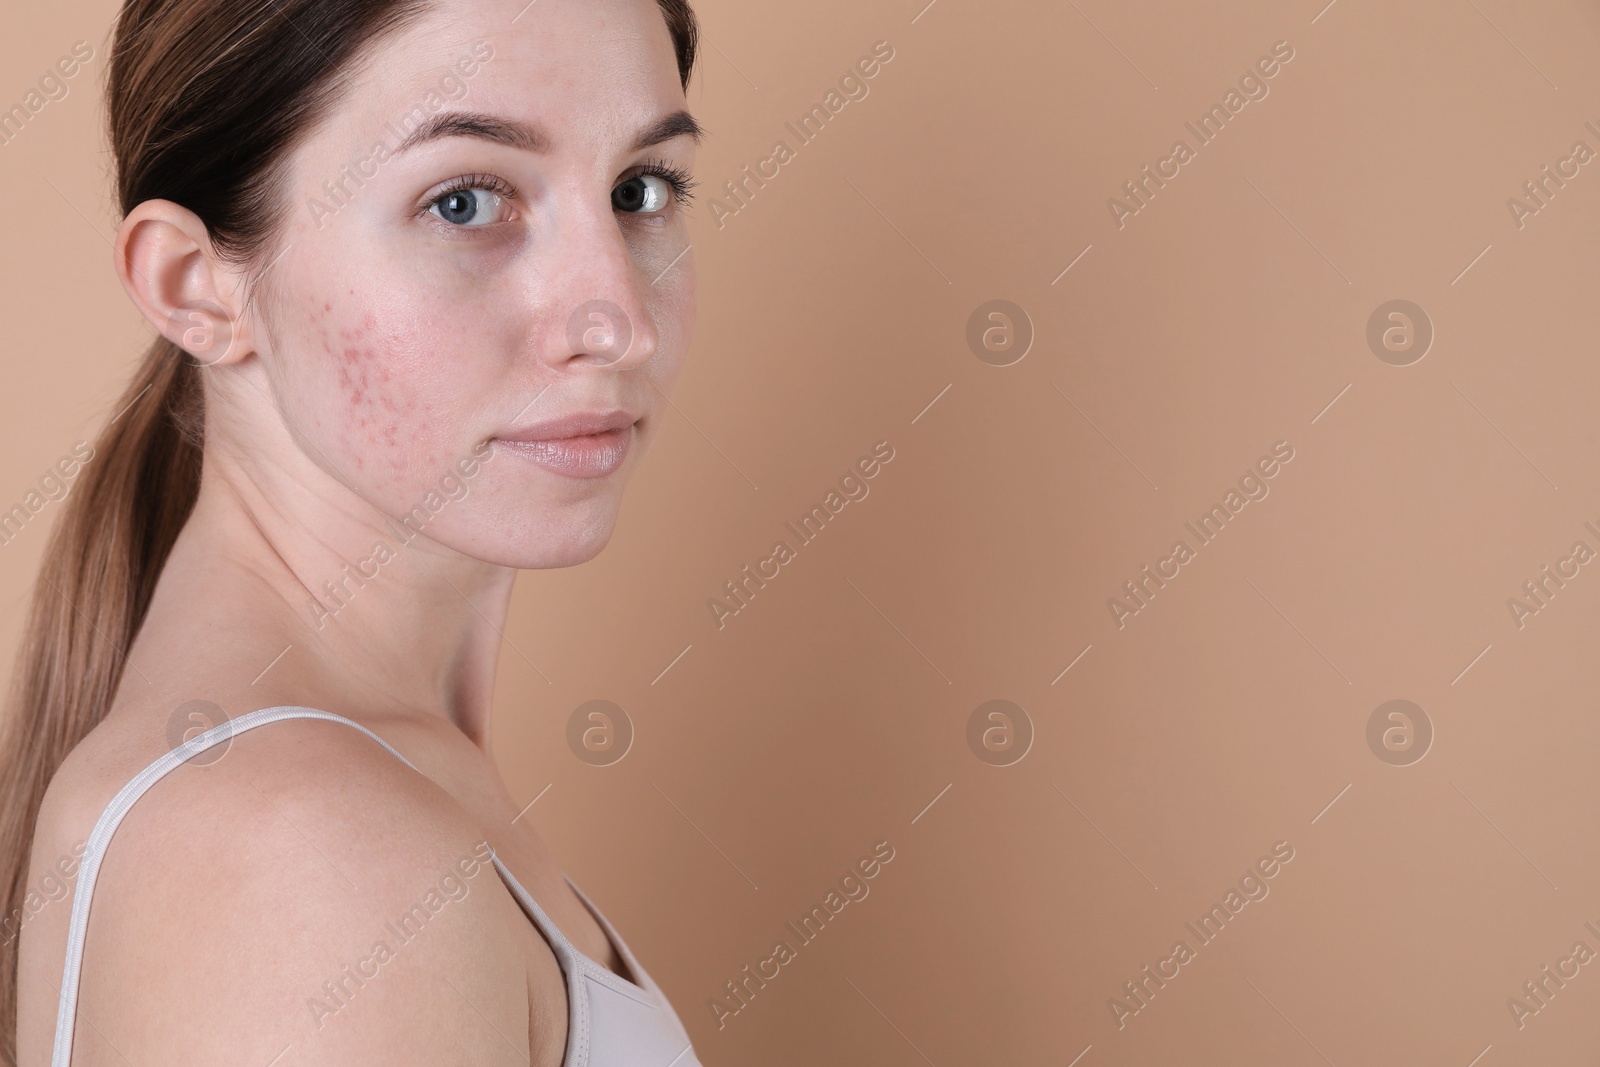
left=113, top=199, right=257, bottom=367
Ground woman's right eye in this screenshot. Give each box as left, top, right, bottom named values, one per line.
left=429, top=187, right=512, bottom=227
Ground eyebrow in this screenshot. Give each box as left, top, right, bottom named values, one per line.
left=392, top=109, right=704, bottom=156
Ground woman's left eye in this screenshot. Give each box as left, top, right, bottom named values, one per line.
left=428, top=187, right=511, bottom=227
left=613, top=173, right=675, bottom=215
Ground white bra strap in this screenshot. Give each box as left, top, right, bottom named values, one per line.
left=51, top=706, right=416, bottom=1067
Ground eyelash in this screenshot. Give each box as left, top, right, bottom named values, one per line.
left=627, top=157, right=699, bottom=206
left=429, top=171, right=516, bottom=207
left=418, top=160, right=700, bottom=223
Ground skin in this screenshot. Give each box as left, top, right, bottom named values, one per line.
left=15, top=0, right=699, bottom=1063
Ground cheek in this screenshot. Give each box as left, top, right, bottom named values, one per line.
left=298, top=292, right=451, bottom=489
left=649, top=272, right=697, bottom=383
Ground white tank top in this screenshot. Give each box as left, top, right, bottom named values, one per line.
left=50, top=705, right=701, bottom=1067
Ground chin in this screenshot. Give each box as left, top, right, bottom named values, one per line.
left=521, top=527, right=616, bottom=569
left=471, top=508, right=623, bottom=570
left=421, top=472, right=633, bottom=568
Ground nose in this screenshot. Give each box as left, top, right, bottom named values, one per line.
left=538, top=203, right=659, bottom=371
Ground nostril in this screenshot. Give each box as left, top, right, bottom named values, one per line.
left=565, top=300, right=635, bottom=366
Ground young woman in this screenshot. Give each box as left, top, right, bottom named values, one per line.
left=1, top=0, right=705, bottom=1063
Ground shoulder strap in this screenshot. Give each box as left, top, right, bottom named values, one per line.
left=51, top=706, right=415, bottom=1067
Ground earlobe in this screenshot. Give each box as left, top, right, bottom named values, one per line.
left=114, top=199, right=252, bottom=367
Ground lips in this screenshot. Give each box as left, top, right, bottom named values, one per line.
left=492, top=409, right=638, bottom=479
left=496, top=409, right=637, bottom=443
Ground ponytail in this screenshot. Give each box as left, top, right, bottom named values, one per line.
left=0, top=338, right=201, bottom=1065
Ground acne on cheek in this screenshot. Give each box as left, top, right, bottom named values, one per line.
left=310, top=296, right=427, bottom=476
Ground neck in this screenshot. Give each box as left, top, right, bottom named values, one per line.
left=129, top=441, right=513, bottom=749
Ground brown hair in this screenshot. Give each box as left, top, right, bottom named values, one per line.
left=0, top=1, right=699, bottom=1060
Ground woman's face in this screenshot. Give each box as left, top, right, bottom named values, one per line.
left=249, top=0, right=699, bottom=568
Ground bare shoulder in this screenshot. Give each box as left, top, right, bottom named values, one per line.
left=21, top=712, right=551, bottom=1066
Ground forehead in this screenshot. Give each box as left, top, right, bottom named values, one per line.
left=332, top=0, right=685, bottom=149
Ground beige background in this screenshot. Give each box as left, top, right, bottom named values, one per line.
left=8, top=0, right=1600, bottom=1062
